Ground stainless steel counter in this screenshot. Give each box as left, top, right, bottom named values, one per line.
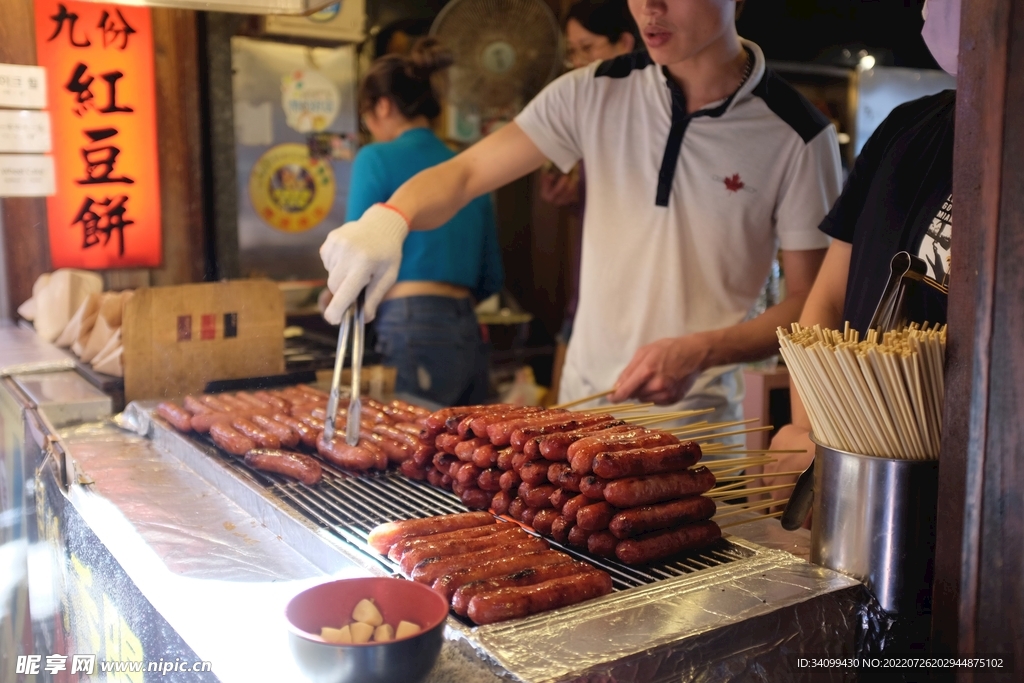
left=0, top=328, right=866, bottom=683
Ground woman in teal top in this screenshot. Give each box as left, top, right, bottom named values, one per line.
left=345, top=38, right=503, bottom=405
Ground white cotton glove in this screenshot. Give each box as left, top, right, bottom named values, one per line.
left=320, top=204, right=409, bottom=324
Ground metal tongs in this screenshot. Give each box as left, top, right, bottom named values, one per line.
left=323, top=291, right=366, bottom=446
left=780, top=252, right=948, bottom=530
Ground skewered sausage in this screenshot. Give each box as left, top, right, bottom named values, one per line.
left=537, top=423, right=632, bottom=461
left=550, top=516, right=572, bottom=544
left=499, top=469, right=521, bottom=492
left=609, top=496, right=717, bottom=539
left=399, top=526, right=527, bottom=574
left=388, top=523, right=507, bottom=562
left=244, top=449, right=322, bottom=485
left=472, top=444, right=498, bottom=468
left=367, top=511, right=496, bottom=554
left=507, top=496, right=527, bottom=520
left=483, top=410, right=569, bottom=445
left=490, top=490, right=513, bottom=516
left=508, top=414, right=616, bottom=451
left=560, top=494, right=589, bottom=524
left=460, top=487, right=493, bottom=510
left=519, top=461, right=550, bottom=486
left=477, top=468, right=503, bottom=492
left=466, top=570, right=612, bottom=625
left=399, top=459, right=430, bottom=481
left=603, top=467, right=717, bottom=507
left=435, top=433, right=462, bottom=455
left=614, top=520, right=722, bottom=564
left=579, top=475, right=610, bottom=500
left=547, top=462, right=582, bottom=492
left=567, top=525, right=592, bottom=548
left=531, top=508, right=559, bottom=535
left=518, top=483, right=556, bottom=509
left=156, top=402, right=193, bottom=432
left=469, top=407, right=548, bottom=439
left=568, top=430, right=679, bottom=474
left=549, top=488, right=573, bottom=511
left=588, top=531, right=618, bottom=557
left=520, top=506, right=538, bottom=526
left=576, top=501, right=617, bottom=531
left=455, top=437, right=490, bottom=462
left=592, top=441, right=703, bottom=479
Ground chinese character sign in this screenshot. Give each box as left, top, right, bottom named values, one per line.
left=34, top=0, right=162, bottom=269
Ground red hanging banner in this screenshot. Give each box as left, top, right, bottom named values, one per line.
left=34, top=0, right=162, bottom=269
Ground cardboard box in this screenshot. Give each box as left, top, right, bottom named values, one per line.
left=123, top=281, right=284, bottom=402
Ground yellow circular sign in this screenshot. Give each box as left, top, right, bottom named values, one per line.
left=249, top=143, right=335, bottom=233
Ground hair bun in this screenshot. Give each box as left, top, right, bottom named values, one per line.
left=406, top=37, right=454, bottom=77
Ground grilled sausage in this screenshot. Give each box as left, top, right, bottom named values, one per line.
left=537, top=423, right=633, bottom=461
left=451, top=559, right=592, bottom=616
left=592, top=441, right=703, bottom=479
left=435, top=433, right=462, bottom=455
left=609, top=496, right=717, bottom=539
left=547, top=462, right=582, bottom=492
left=399, top=459, right=430, bottom=481
left=588, top=531, right=618, bottom=558
left=230, top=417, right=280, bottom=449
left=477, top=468, right=503, bottom=492
left=460, top=487, right=493, bottom=511
left=469, top=407, right=547, bottom=439
left=507, top=496, right=527, bottom=520
left=316, top=434, right=377, bottom=472
left=433, top=452, right=458, bottom=474
left=603, top=467, right=717, bottom=507
left=519, top=461, right=550, bottom=486
left=483, top=410, right=569, bottom=446
left=511, top=451, right=540, bottom=473
left=614, top=520, right=722, bottom=564
left=209, top=422, right=255, bottom=456
left=200, top=394, right=238, bottom=413
left=427, top=468, right=446, bottom=489
left=576, top=501, right=617, bottom=531
left=190, top=410, right=234, bottom=433
left=579, top=475, right=610, bottom=500
left=496, top=447, right=516, bottom=471
left=244, top=448, right=322, bottom=485
left=388, top=523, right=507, bottom=562
left=422, top=405, right=492, bottom=439
left=455, top=437, right=491, bottom=462
left=550, top=516, right=573, bottom=544
left=235, top=392, right=276, bottom=412
left=251, top=414, right=299, bottom=449
left=454, top=463, right=483, bottom=486
left=271, top=414, right=319, bottom=448
left=568, top=430, right=679, bottom=474
left=519, top=483, right=556, bottom=509
left=567, top=525, right=592, bottom=548
left=490, top=490, right=513, bottom=516
left=560, top=494, right=589, bottom=524
left=434, top=549, right=573, bottom=601
left=182, top=395, right=213, bottom=415
left=466, top=570, right=612, bottom=625
left=472, top=444, right=499, bottom=468
left=531, top=508, right=559, bottom=535
left=410, top=537, right=549, bottom=584
left=508, top=414, right=615, bottom=451
left=549, top=488, right=573, bottom=511
left=156, top=402, right=193, bottom=432
left=499, top=469, right=522, bottom=492
left=399, top=526, right=527, bottom=574
left=253, top=390, right=290, bottom=411
left=367, top=511, right=496, bottom=554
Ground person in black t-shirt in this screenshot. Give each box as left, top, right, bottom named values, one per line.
left=761, top=0, right=958, bottom=507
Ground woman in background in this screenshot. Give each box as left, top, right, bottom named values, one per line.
left=344, top=38, right=503, bottom=405
left=541, top=0, right=638, bottom=403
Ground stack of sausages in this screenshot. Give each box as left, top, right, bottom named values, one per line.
left=419, top=404, right=723, bottom=564
left=367, top=512, right=612, bottom=625
left=155, top=387, right=435, bottom=485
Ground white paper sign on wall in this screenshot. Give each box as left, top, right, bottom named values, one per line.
left=0, top=154, right=55, bottom=197
left=0, top=64, right=47, bottom=110
left=0, top=110, right=51, bottom=153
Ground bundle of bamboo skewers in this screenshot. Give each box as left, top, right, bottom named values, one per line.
left=777, top=322, right=946, bottom=460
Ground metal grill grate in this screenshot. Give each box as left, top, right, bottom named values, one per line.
left=214, top=449, right=751, bottom=590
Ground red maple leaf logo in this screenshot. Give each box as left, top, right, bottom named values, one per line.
left=724, top=174, right=745, bottom=192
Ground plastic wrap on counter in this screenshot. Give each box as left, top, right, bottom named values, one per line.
left=444, top=546, right=863, bottom=683
left=59, top=419, right=322, bottom=582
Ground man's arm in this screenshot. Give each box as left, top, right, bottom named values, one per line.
left=389, top=123, right=548, bottom=231
left=762, top=240, right=851, bottom=509
left=611, top=247, right=827, bottom=404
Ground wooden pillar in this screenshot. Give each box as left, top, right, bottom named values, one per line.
left=0, top=0, right=51, bottom=315
left=931, top=0, right=1024, bottom=679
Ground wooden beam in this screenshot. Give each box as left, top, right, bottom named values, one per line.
left=932, top=1, right=1024, bottom=680
left=0, top=0, right=50, bottom=317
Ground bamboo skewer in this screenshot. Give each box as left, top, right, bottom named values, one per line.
left=710, top=480, right=749, bottom=494
left=589, top=402, right=655, bottom=415
left=706, top=461, right=776, bottom=478
left=694, top=425, right=774, bottom=443
left=718, top=511, right=784, bottom=530
left=714, top=498, right=789, bottom=519
left=712, top=470, right=803, bottom=482
left=551, top=390, right=613, bottom=410
left=702, top=456, right=778, bottom=469
left=628, top=410, right=703, bottom=426
left=668, top=417, right=759, bottom=436
left=707, top=483, right=795, bottom=499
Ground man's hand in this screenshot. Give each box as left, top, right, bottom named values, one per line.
left=319, top=204, right=409, bottom=324
left=762, top=424, right=815, bottom=514
left=611, top=335, right=712, bottom=404
left=539, top=169, right=579, bottom=207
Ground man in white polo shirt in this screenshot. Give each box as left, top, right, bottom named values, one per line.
left=320, top=0, right=842, bottom=422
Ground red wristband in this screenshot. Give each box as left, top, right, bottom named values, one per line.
left=378, top=203, right=410, bottom=226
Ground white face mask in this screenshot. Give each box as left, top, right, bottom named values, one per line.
left=921, top=0, right=961, bottom=76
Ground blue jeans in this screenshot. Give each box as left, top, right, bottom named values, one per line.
left=374, top=296, right=489, bottom=406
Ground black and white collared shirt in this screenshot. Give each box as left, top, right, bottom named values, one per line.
left=516, top=39, right=842, bottom=404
